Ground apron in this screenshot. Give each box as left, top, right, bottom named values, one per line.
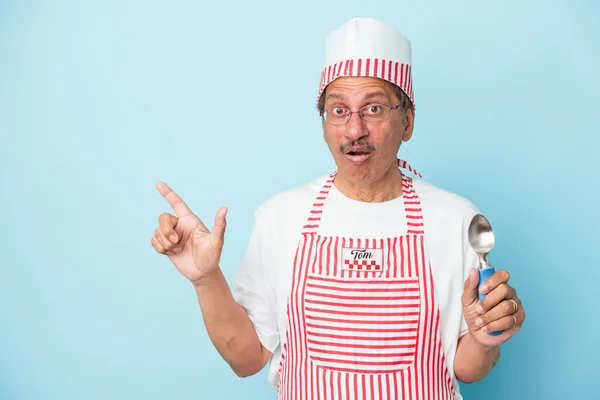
left=276, top=159, right=455, bottom=400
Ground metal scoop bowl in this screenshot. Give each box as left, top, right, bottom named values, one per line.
left=468, top=213, right=502, bottom=336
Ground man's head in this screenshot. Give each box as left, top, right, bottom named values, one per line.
left=319, top=76, right=414, bottom=184
left=316, top=18, right=415, bottom=185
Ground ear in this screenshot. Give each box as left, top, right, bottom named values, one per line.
left=402, top=108, right=415, bottom=142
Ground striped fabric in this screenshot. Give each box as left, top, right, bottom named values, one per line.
left=277, top=159, right=455, bottom=400
left=398, top=158, right=422, bottom=178
left=305, top=275, right=419, bottom=374
left=317, top=58, right=414, bottom=108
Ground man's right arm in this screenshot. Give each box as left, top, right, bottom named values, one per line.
left=193, top=267, right=272, bottom=377
left=151, top=182, right=272, bottom=377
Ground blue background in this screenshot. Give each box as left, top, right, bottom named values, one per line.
left=1, top=0, right=598, bottom=399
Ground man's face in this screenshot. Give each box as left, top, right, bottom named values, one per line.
left=322, top=77, right=414, bottom=184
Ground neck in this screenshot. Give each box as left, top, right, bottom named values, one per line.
left=334, top=165, right=404, bottom=203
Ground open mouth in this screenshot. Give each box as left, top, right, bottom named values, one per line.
left=344, top=148, right=372, bottom=164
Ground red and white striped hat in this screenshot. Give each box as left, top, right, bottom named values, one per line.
left=317, top=18, right=414, bottom=108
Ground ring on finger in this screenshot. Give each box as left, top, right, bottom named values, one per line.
left=508, top=299, right=519, bottom=313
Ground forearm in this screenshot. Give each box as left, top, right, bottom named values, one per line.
left=453, top=333, right=500, bottom=383
left=193, top=268, right=270, bottom=377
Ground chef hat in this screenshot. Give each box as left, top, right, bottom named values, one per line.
left=317, top=18, right=414, bottom=108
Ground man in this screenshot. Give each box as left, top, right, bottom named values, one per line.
left=151, top=18, right=525, bottom=399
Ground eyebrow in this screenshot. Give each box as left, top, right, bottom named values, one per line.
left=326, top=91, right=389, bottom=103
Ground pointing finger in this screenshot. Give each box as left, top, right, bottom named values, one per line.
left=156, top=181, right=194, bottom=218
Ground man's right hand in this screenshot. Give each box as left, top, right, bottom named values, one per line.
left=151, top=181, right=228, bottom=285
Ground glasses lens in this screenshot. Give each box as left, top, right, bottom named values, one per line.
left=324, top=107, right=349, bottom=125
left=361, top=104, right=389, bottom=122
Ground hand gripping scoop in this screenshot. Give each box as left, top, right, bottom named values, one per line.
left=468, top=214, right=502, bottom=336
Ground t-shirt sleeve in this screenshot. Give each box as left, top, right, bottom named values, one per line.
left=231, top=209, right=280, bottom=353
left=459, top=206, right=482, bottom=338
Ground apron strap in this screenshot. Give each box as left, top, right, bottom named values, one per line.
left=398, top=158, right=422, bottom=178
left=301, top=159, right=422, bottom=235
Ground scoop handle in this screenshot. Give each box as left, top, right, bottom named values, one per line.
left=478, top=266, right=502, bottom=336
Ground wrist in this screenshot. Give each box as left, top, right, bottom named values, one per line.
left=191, top=268, right=222, bottom=289
left=468, top=331, right=501, bottom=353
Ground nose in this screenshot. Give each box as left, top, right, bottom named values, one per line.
left=344, top=112, right=369, bottom=141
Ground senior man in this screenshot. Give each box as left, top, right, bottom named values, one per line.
left=151, top=17, right=525, bottom=399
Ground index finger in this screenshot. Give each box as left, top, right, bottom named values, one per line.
left=480, top=269, right=510, bottom=294
left=156, top=181, right=194, bottom=217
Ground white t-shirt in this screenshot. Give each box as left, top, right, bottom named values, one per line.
left=232, top=174, right=480, bottom=398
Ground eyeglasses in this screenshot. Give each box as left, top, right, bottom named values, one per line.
left=321, top=104, right=404, bottom=126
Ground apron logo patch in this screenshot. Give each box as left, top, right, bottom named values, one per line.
left=342, top=247, right=383, bottom=271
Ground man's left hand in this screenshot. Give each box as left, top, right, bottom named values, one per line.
left=461, top=268, right=526, bottom=346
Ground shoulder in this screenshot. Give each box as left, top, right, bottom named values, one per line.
left=412, top=178, right=480, bottom=226
left=253, top=174, right=331, bottom=226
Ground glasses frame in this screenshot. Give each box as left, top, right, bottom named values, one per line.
left=321, top=103, right=404, bottom=126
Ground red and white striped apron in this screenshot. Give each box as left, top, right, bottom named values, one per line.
left=277, top=160, right=455, bottom=400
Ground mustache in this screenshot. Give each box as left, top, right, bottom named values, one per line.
left=339, top=140, right=377, bottom=153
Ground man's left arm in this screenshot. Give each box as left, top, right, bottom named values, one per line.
left=454, top=268, right=526, bottom=383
